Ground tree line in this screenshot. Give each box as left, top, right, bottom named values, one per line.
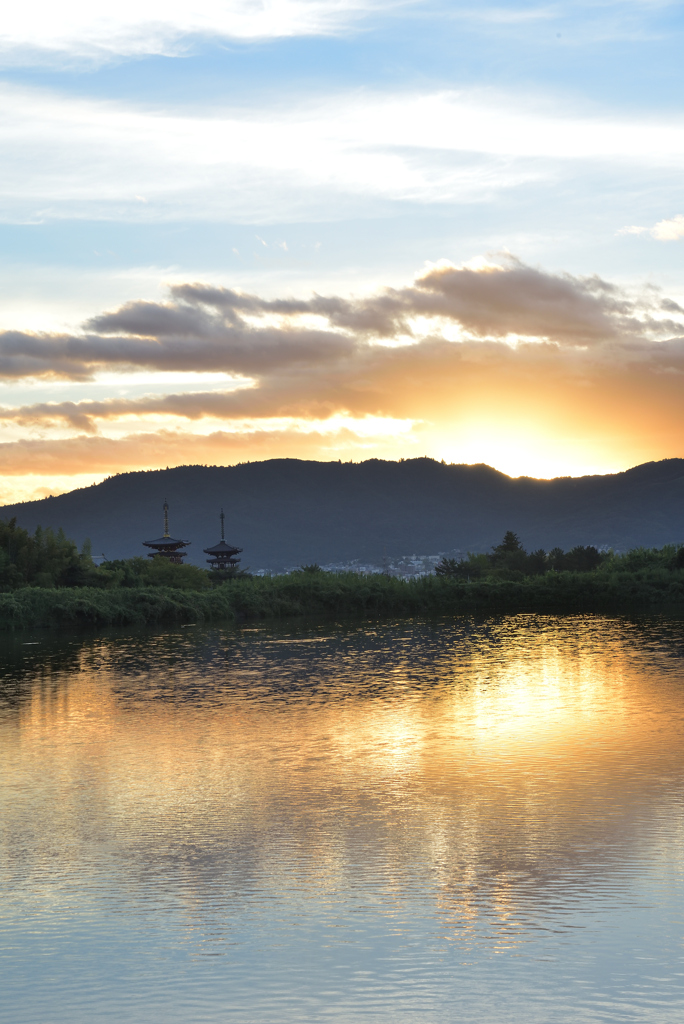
left=2, top=517, right=684, bottom=596
left=435, top=530, right=684, bottom=580
left=0, top=517, right=97, bottom=590
left=0, top=516, right=251, bottom=592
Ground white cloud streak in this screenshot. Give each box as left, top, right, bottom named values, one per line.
left=0, top=0, right=677, bottom=68
left=0, top=1, right=402, bottom=65
left=2, top=83, right=684, bottom=225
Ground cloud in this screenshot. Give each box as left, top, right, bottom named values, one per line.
left=4, top=1, right=667, bottom=69
left=171, top=256, right=676, bottom=347
left=0, top=320, right=356, bottom=381
left=404, top=258, right=643, bottom=344
left=0, top=255, right=683, bottom=496
left=2, top=83, right=684, bottom=225
left=651, top=214, right=684, bottom=241
left=0, top=427, right=412, bottom=477
left=0, top=256, right=681, bottom=388
left=618, top=214, right=684, bottom=241
left=2, top=326, right=684, bottom=488
left=0, top=1, right=397, bottom=66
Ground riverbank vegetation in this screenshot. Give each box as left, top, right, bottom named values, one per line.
left=1, top=520, right=684, bottom=630
left=434, top=530, right=610, bottom=578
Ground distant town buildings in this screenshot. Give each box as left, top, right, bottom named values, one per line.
left=262, top=552, right=450, bottom=579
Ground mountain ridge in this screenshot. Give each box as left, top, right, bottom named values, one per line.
left=1, top=457, right=683, bottom=570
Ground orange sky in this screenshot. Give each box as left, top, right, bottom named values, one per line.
left=1, top=255, right=683, bottom=504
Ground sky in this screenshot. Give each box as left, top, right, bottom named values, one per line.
left=0, top=0, right=683, bottom=503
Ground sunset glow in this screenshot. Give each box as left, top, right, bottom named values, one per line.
left=3, top=7, right=684, bottom=1022
left=1, top=254, right=684, bottom=500
left=0, top=1, right=682, bottom=499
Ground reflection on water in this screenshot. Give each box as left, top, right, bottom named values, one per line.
left=2, top=615, right=684, bottom=1023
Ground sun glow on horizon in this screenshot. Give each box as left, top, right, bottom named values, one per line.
left=0, top=251, right=683, bottom=502
left=434, top=425, right=626, bottom=481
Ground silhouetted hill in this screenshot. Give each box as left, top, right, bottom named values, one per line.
left=1, top=457, right=684, bottom=570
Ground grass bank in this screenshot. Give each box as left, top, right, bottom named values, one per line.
left=1, top=567, right=684, bottom=631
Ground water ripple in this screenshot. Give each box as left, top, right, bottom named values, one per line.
left=1, top=614, right=684, bottom=1022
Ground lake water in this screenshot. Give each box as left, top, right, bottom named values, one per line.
left=1, top=614, right=684, bottom=1023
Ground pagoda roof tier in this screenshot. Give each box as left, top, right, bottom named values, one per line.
left=143, top=537, right=190, bottom=549
left=203, top=540, right=242, bottom=556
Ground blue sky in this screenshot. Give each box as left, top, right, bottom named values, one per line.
left=3, top=1, right=683, bottom=300
left=0, top=1, right=683, bottom=500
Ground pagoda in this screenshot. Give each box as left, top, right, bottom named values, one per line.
left=203, top=508, right=242, bottom=572
left=143, top=500, right=190, bottom=564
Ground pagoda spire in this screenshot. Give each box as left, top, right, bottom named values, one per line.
left=204, top=507, right=242, bottom=573
left=143, top=500, right=190, bottom=564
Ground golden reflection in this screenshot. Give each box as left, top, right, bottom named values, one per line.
left=3, top=616, right=684, bottom=951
